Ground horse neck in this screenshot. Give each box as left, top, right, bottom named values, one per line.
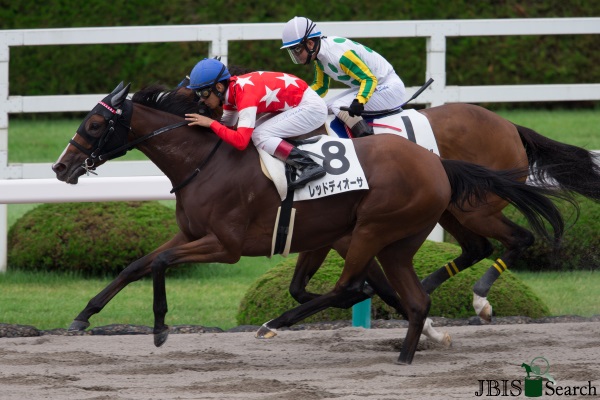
left=130, top=104, right=226, bottom=185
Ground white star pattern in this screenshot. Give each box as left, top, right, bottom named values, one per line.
left=276, top=73, right=300, bottom=88
left=281, top=101, right=294, bottom=111
left=235, top=75, right=255, bottom=89
left=260, top=86, right=281, bottom=107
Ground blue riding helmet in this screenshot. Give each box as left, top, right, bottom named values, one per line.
left=187, top=58, right=231, bottom=90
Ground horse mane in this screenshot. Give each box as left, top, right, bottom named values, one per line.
left=131, top=84, right=198, bottom=117
left=131, top=65, right=255, bottom=118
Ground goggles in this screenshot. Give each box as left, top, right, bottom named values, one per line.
left=195, top=87, right=212, bottom=100
left=286, top=44, right=305, bottom=64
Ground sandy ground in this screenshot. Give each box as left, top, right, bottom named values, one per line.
left=0, top=321, right=599, bottom=400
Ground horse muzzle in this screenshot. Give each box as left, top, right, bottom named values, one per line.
left=52, top=161, right=86, bottom=184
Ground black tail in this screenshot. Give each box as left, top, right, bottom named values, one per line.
left=441, top=159, right=568, bottom=243
left=516, top=124, right=600, bottom=202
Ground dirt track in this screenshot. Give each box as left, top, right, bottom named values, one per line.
left=1, top=320, right=599, bottom=399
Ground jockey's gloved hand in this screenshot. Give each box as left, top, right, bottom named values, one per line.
left=347, top=99, right=364, bottom=117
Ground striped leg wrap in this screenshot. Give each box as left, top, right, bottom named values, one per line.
left=474, top=258, right=508, bottom=297
left=422, top=261, right=461, bottom=294
left=444, top=261, right=460, bottom=277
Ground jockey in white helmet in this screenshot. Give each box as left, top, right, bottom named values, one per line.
left=281, top=16, right=406, bottom=138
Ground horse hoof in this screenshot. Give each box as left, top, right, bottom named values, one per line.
left=395, top=356, right=412, bottom=365
left=68, top=320, right=90, bottom=331
left=422, top=318, right=451, bottom=346
left=441, top=332, right=452, bottom=347
left=478, top=303, right=493, bottom=323
left=154, top=327, right=169, bottom=347
left=255, top=325, right=277, bottom=339
left=473, top=293, right=492, bottom=323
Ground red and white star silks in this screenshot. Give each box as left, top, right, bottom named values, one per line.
left=209, top=72, right=309, bottom=150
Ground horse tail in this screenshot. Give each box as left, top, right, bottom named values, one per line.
left=441, top=159, right=567, bottom=243
left=515, top=124, right=600, bottom=202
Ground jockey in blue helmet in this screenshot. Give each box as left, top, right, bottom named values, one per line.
left=184, top=58, right=328, bottom=190
left=186, top=57, right=231, bottom=105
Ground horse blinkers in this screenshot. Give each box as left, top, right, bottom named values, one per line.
left=69, top=83, right=133, bottom=173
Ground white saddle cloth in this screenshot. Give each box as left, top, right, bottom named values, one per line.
left=258, top=135, right=369, bottom=201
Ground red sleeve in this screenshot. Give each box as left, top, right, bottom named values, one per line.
left=209, top=120, right=253, bottom=150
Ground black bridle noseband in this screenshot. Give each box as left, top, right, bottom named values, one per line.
left=71, top=98, right=221, bottom=193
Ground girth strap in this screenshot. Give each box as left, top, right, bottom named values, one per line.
left=273, top=165, right=297, bottom=255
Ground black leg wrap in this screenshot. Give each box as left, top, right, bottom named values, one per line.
left=473, top=261, right=506, bottom=297
left=421, top=261, right=461, bottom=294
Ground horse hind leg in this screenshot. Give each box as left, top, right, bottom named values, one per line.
left=289, top=237, right=451, bottom=346
left=363, top=254, right=451, bottom=347
left=376, top=238, right=431, bottom=365
left=459, top=212, right=534, bottom=323
left=421, top=211, right=494, bottom=295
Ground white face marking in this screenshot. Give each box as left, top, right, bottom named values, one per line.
left=54, top=133, right=77, bottom=164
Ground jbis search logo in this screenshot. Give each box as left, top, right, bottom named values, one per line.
left=475, top=357, right=597, bottom=397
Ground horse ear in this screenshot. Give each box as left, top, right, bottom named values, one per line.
left=110, top=81, right=125, bottom=95
left=111, top=82, right=131, bottom=108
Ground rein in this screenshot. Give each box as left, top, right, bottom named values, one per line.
left=170, top=139, right=223, bottom=193
left=101, top=120, right=188, bottom=160
left=78, top=94, right=224, bottom=193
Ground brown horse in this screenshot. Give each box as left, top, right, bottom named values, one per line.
left=52, top=83, right=565, bottom=364
left=286, top=103, right=599, bottom=329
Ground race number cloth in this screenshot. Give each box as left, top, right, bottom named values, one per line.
left=326, top=109, right=440, bottom=156
left=258, top=135, right=368, bottom=201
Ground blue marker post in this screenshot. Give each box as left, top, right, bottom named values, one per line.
left=351, top=298, right=371, bottom=328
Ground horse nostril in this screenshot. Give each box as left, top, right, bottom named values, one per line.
left=52, top=163, right=65, bottom=173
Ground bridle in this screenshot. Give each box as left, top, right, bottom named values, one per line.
left=71, top=97, right=221, bottom=193
left=69, top=99, right=136, bottom=175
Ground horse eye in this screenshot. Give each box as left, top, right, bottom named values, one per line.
left=89, top=121, right=101, bottom=131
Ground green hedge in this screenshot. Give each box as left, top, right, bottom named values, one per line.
left=237, top=241, right=549, bottom=325
left=7, top=201, right=179, bottom=277
left=2, top=1, right=599, bottom=104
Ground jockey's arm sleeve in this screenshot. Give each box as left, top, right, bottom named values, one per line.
left=339, top=50, right=378, bottom=104
left=220, top=109, right=238, bottom=127
left=209, top=120, right=252, bottom=150
left=310, top=59, right=330, bottom=98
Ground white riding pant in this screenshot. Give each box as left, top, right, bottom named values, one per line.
left=327, top=73, right=406, bottom=116
left=252, top=88, right=328, bottom=156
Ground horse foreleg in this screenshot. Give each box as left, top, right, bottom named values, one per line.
left=69, top=231, right=189, bottom=331
left=150, top=233, right=241, bottom=347
left=290, top=246, right=332, bottom=303
left=257, top=233, right=378, bottom=339
left=256, top=288, right=371, bottom=339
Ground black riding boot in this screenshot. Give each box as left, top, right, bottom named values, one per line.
left=350, top=119, right=374, bottom=138
left=284, top=147, right=326, bottom=190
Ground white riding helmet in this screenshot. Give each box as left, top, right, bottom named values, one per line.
left=281, top=16, right=321, bottom=64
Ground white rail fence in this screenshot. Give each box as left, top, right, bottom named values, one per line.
left=1, top=18, right=599, bottom=271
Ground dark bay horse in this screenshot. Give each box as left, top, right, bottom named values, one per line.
left=52, top=83, right=566, bottom=364
left=184, top=68, right=599, bottom=325
left=289, top=103, right=599, bottom=327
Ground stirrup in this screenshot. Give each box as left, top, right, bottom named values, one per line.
left=350, top=120, right=374, bottom=138
left=289, top=165, right=325, bottom=190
